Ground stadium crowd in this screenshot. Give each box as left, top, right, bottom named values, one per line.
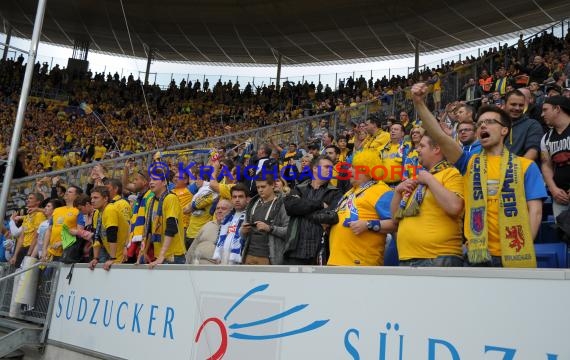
left=1, top=27, right=570, bottom=268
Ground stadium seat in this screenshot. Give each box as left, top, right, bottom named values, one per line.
left=536, top=220, right=560, bottom=244
left=384, top=235, right=399, bottom=266
left=542, top=196, right=553, bottom=221
left=534, top=243, right=568, bottom=268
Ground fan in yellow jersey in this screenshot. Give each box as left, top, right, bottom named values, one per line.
left=172, top=171, right=193, bottom=248
left=142, top=169, right=186, bottom=268
left=104, top=179, right=132, bottom=222
left=10, top=193, right=46, bottom=267
left=391, top=134, right=465, bottom=267
left=42, top=186, right=84, bottom=262
left=51, top=153, right=66, bottom=170
left=88, top=186, right=129, bottom=271
left=381, top=123, right=411, bottom=187
left=328, top=150, right=396, bottom=266
left=361, top=114, right=390, bottom=153
left=93, top=140, right=107, bottom=161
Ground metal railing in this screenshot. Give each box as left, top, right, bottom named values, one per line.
left=2, top=98, right=379, bottom=211
left=0, top=262, right=60, bottom=326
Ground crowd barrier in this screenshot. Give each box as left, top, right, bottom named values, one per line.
left=0, top=261, right=60, bottom=326
left=46, top=264, right=570, bottom=359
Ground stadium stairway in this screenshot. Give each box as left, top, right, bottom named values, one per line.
left=0, top=317, right=43, bottom=358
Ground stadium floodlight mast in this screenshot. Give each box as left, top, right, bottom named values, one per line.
left=0, top=0, right=47, bottom=223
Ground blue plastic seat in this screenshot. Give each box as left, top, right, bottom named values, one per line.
left=534, top=242, right=568, bottom=268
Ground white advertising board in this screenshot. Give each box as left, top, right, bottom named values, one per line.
left=48, top=265, right=570, bottom=359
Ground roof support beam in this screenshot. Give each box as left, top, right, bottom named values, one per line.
left=532, top=0, right=555, bottom=22
left=2, top=24, right=11, bottom=60
left=414, top=38, right=420, bottom=75
left=484, top=0, right=524, bottom=30
left=442, top=1, right=493, bottom=37
left=144, top=47, right=153, bottom=85
left=275, top=52, right=282, bottom=90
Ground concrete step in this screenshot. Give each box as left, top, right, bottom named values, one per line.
left=0, top=318, right=43, bottom=359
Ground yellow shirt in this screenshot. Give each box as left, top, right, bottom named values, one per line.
left=148, top=194, right=186, bottom=258
left=51, top=155, right=66, bottom=170
left=381, top=142, right=408, bottom=184
left=49, top=206, right=80, bottom=257
left=185, top=192, right=215, bottom=239
left=361, top=129, right=390, bottom=153
left=397, top=167, right=464, bottom=260
left=93, top=145, right=107, bottom=160
left=22, top=211, right=47, bottom=247
left=218, top=183, right=234, bottom=200
left=39, top=152, right=50, bottom=169
left=328, top=182, right=394, bottom=266
left=339, top=149, right=350, bottom=163
left=433, top=73, right=442, bottom=91
left=111, top=196, right=132, bottom=223
left=93, top=205, right=129, bottom=263
left=172, top=187, right=193, bottom=228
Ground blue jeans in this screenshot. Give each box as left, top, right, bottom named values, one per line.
left=399, top=255, right=464, bottom=267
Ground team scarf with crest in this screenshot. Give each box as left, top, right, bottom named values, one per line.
left=336, top=180, right=377, bottom=227
left=395, top=160, right=451, bottom=219
left=465, top=149, right=536, bottom=267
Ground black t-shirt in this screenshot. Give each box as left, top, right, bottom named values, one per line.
left=541, top=124, right=570, bottom=191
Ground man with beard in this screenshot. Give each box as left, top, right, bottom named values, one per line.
left=504, top=90, right=544, bottom=161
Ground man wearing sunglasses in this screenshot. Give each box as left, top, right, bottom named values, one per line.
left=411, top=83, right=546, bottom=268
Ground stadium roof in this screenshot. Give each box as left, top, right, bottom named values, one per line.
left=1, top=0, right=570, bottom=66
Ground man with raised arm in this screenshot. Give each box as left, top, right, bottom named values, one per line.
left=411, top=82, right=546, bottom=267
left=390, top=133, right=465, bottom=267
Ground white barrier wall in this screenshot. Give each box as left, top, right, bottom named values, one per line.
left=48, top=265, right=570, bottom=360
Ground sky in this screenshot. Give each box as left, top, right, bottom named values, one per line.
left=0, top=20, right=563, bottom=88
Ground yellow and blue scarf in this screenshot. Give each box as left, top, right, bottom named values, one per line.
left=465, top=150, right=536, bottom=267
left=395, top=160, right=451, bottom=219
